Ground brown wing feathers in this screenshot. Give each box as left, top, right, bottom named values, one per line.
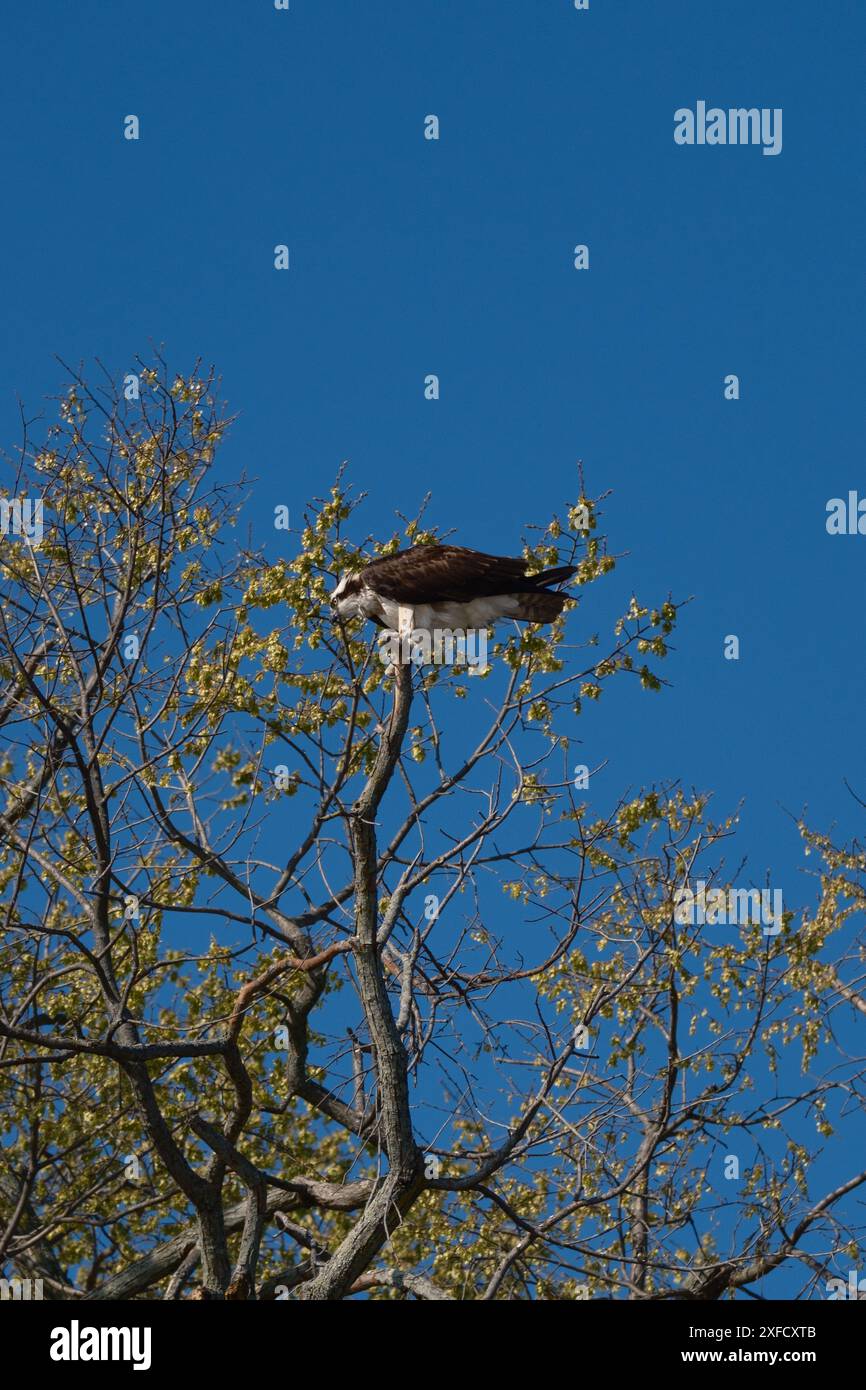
left=364, top=545, right=576, bottom=605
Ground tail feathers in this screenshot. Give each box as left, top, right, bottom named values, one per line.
left=514, top=563, right=576, bottom=623
left=533, top=563, right=578, bottom=588
left=514, top=590, right=570, bottom=624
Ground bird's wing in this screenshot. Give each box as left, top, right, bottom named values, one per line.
left=363, top=546, right=532, bottom=604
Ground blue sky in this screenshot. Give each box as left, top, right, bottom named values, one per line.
left=1, top=1, right=864, bottom=1289
left=2, top=1, right=863, bottom=890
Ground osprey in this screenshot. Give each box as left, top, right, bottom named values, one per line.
left=330, top=544, right=577, bottom=635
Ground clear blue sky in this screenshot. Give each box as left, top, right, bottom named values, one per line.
left=2, top=0, right=864, bottom=1288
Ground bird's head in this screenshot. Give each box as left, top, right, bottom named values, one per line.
left=330, top=571, right=364, bottom=621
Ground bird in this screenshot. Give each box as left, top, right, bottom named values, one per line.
left=330, top=544, right=577, bottom=636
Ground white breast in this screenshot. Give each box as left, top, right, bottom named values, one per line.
left=373, top=594, right=520, bottom=633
